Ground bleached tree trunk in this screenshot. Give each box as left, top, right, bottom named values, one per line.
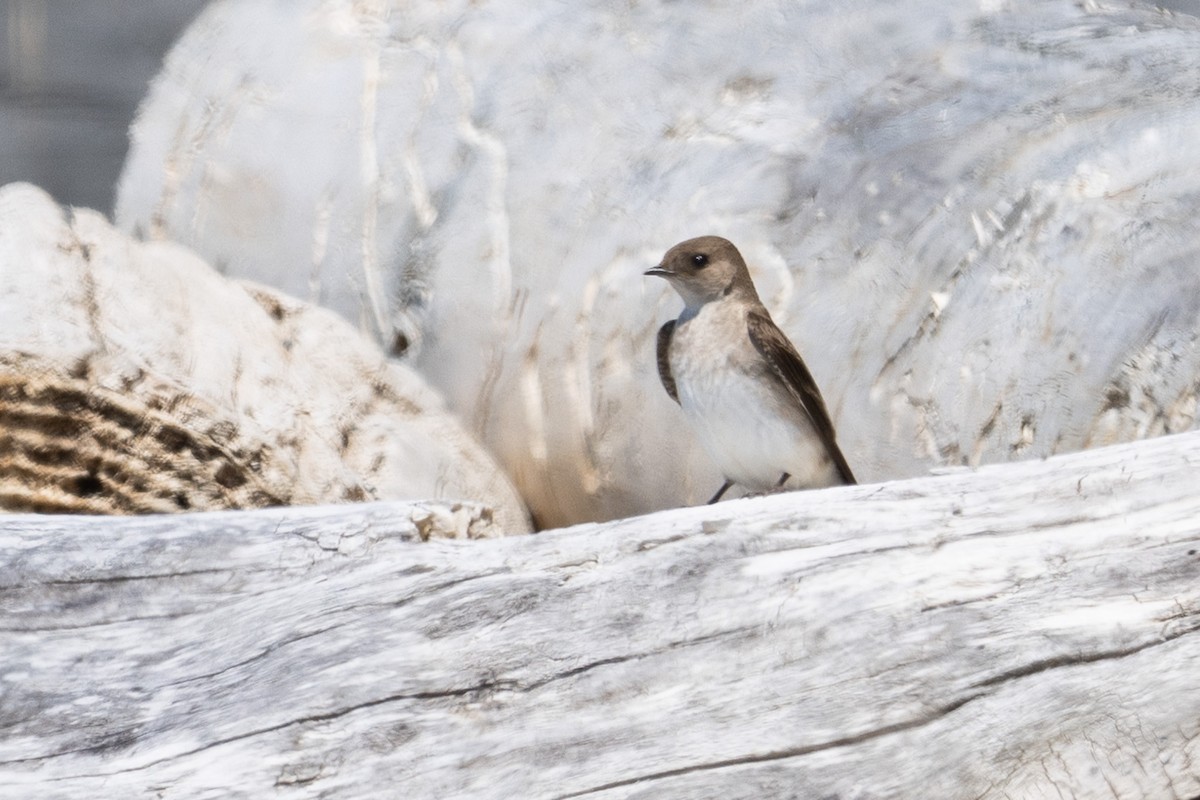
left=117, top=0, right=1200, bottom=528
left=3, top=429, right=1199, bottom=799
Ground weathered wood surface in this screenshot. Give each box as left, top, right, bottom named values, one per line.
left=117, top=0, right=1200, bottom=527
left=0, top=182, right=529, bottom=533
left=3, top=430, right=1199, bottom=799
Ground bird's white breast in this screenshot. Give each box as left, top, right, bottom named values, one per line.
left=669, top=302, right=838, bottom=491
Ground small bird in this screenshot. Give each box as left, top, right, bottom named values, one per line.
left=646, top=235, right=856, bottom=503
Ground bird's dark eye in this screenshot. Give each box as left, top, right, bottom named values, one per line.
left=692, top=254, right=709, bottom=268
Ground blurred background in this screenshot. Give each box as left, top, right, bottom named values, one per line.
left=0, top=0, right=207, bottom=213
left=5, top=0, right=1200, bottom=530
left=3, top=0, right=1198, bottom=216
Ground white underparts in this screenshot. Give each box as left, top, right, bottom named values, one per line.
left=669, top=302, right=839, bottom=491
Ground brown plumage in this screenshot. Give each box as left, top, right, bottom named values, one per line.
left=743, top=309, right=855, bottom=485
left=655, top=319, right=679, bottom=404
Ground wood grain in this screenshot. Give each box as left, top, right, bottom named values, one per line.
left=3, top=430, right=1198, bottom=798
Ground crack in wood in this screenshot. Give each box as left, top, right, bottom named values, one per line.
left=521, top=626, right=756, bottom=692
left=0, top=611, right=195, bottom=633
left=40, top=568, right=235, bottom=587
left=969, top=619, right=1200, bottom=691
left=159, top=624, right=341, bottom=689
left=552, top=692, right=987, bottom=799
left=31, top=679, right=514, bottom=780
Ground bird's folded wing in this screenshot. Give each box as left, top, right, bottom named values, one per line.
left=656, top=320, right=680, bottom=405
left=746, top=310, right=856, bottom=484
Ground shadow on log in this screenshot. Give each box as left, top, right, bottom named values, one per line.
left=2, top=430, right=1199, bottom=798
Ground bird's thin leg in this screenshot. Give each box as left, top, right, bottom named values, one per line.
left=707, top=479, right=734, bottom=505
left=775, top=472, right=790, bottom=489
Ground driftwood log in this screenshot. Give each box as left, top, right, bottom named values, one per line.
left=0, top=182, right=529, bottom=533
left=2, top=429, right=1199, bottom=798
left=117, top=0, right=1200, bottom=527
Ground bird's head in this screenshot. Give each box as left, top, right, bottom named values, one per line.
left=645, top=235, right=759, bottom=308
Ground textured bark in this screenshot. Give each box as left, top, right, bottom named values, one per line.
left=0, top=182, right=529, bottom=533
left=2, top=431, right=1199, bottom=799
left=117, top=0, right=1200, bottom=528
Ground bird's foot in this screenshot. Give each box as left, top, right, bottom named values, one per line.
left=707, top=479, right=734, bottom=505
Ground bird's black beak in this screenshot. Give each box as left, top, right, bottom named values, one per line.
left=644, top=265, right=672, bottom=278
